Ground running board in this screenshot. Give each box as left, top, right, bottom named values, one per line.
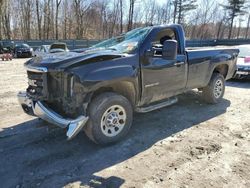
left=136, top=97, right=178, bottom=113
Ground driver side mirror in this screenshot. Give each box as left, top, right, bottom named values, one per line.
left=162, top=40, right=177, bottom=60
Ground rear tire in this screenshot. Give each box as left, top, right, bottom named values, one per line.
left=84, top=92, right=133, bottom=145
left=202, top=73, right=225, bottom=104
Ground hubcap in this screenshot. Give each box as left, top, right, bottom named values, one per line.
left=101, top=105, right=126, bottom=137
left=214, top=79, right=223, bottom=98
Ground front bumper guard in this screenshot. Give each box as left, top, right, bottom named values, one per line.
left=17, top=92, right=89, bottom=140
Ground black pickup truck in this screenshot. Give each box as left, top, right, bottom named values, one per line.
left=18, top=24, right=239, bottom=144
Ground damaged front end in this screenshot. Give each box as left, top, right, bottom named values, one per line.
left=18, top=65, right=89, bottom=140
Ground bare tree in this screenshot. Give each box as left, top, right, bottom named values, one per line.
left=127, top=0, right=135, bottom=31
left=1, top=0, right=11, bottom=39
left=119, top=0, right=123, bottom=33
left=43, top=0, right=52, bottom=39
left=19, top=0, right=32, bottom=39
left=74, top=0, right=92, bottom=39
left=63, top=0, right=67, bottom=39
left=173, top=0, right=178, bottom=23
left=244, top=1, right=250, bottom=39
left=35, top=0, right=42, bottom=39
left=172, top=0, right=197, bottom=24
left=246, top=14, right=250, bottom=38
left=0, top=0, right=4, bottom=39
left=55, top=0, right=62, bottom=39
left=0, top=0, right=249, bottom=40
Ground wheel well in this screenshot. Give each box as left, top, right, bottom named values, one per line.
left=91, top=81, right=136, bottom=107
left=213, top=64, right=228, bottom=78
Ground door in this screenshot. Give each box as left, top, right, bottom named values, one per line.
left=140, top=28, right=188, bottom=105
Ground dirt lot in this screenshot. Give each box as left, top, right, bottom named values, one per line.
left=0, top=58, right=249, bottom=188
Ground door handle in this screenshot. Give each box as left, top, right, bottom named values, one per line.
left=174, top=62, right=185, bottom=66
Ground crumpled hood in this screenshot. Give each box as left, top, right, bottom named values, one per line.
left=32, top=52, right=80, bottom=63
left=25, top=50, right=125, bottom=71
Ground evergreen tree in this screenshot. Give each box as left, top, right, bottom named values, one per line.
left=172, top=0, right=197, bottom=24
left=221, top=0, right=246, bottom=39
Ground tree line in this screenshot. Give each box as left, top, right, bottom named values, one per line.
left=0, top=0, right=249, bottom=40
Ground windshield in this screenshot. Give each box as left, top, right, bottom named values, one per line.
left=50, top=43, right=67, bottom=50
left=90, top=27, right=151, bottom=53
left=16, top=44, right=30, bottom=49
left=238, top=45, right=250, bottom=58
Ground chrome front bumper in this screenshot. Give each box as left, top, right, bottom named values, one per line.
left=17, top=91, right=89, bottom=140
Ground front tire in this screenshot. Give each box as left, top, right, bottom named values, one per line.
left=84, top=92, right=133, bottom=145
left=202, top=73, right=225, bottom=104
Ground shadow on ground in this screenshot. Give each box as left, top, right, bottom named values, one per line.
left=226, top=79, right=250, bottom=89
left=0, top=91, right=231, bottom=188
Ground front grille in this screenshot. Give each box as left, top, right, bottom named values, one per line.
left=26, top=71, right=48, bottom=100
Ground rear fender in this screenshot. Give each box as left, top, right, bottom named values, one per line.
left=205, top=53, right=236, bottom=85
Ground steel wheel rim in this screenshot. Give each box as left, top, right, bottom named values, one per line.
left=101, top=105, right=126, bottom=137
left=214, top=79, right=223, bottom=98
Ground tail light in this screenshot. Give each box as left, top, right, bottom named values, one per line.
left=244, top=56, right=250, bottom=63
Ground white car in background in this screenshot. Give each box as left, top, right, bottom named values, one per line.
left=49, top=42, right=69, bottom=53
left=33, top=45, right=50, bottom=57
left=33, top=43, right=69, bottom=57
left=234, top=45, right=250, bottom=79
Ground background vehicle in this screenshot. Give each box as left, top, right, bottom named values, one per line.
left=49, top=42, right=69, bottom=53
left=33, top=45, right=50, bottom=57
left=13, top=43, right=33, bottom=58
left=234, top=45, right=250, bottom=79
left=0, top=41, right=15, bottom=54
left=18, top=24, right=239, bottom=145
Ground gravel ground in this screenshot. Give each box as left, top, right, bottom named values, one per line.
left=0, top=58, right=250, bottom=188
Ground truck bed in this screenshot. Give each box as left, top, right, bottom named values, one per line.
left=185, top=47, right=239, bottom=89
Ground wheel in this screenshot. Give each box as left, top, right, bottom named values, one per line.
left=202, top=73, right=225, bottom=104
left=84, top=92, right=133, bottom=145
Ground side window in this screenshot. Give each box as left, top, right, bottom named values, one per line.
left=151, top=29, right=179, bottom=56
